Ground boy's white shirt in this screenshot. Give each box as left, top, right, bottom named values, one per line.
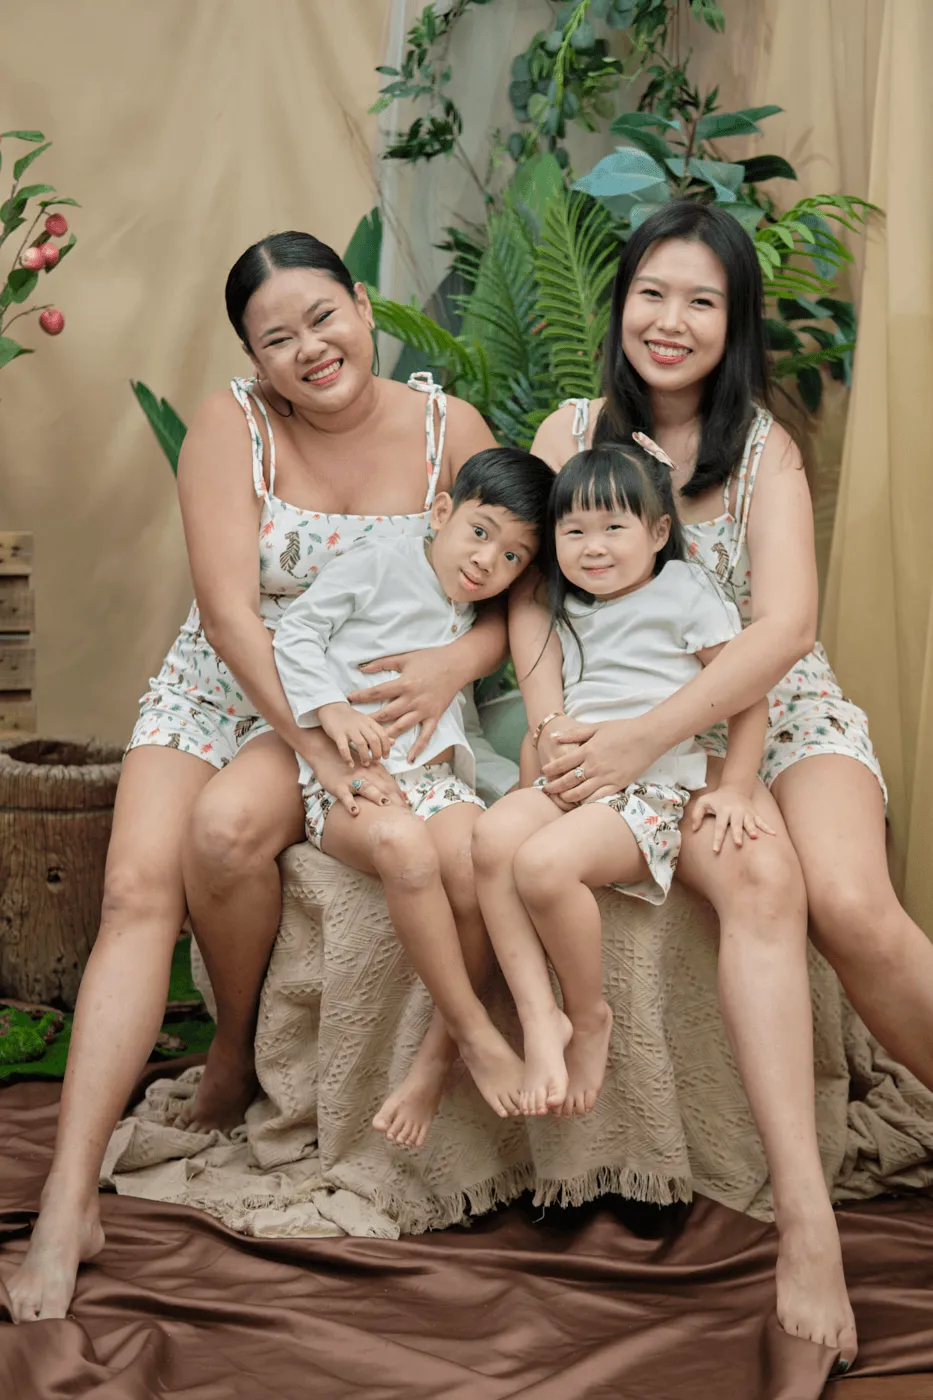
left=273, top=534, right=476, bottom=788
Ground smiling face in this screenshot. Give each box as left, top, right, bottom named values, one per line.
left=621, top=236, right=728, bottom=395
left=555, top=496, right=671, bottom=600
left=242, top=267, right=376, bottom=413
left=427, top=494, right=540, bottom=604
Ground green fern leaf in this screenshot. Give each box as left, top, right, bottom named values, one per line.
left=534, top=192, right=619, bottom=400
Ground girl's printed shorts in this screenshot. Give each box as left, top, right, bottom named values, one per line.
left=533, top=777, right=690, bottom=905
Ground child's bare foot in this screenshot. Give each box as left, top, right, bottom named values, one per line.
left=373, top=1032, right=456, bottom=1149
left=7, top=1186, right=105, bottom=1322
left=457, top=1019, right=525, bottom=1118
left=174, top=1037, right=258, bottom=1134
left=557, top=1001, right=613, bottom=1115
left=519, top=1005, right=573, bottom=1115
left=775, top=1207, right=858, bottom=1370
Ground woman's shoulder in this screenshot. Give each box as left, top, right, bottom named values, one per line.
left=182, top=383, right=253, bottom=444
left=531, top=397, right=606, bottom=470
left=758, top=415, right=804, bottom=477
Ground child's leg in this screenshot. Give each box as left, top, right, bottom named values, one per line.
left=473, top=789, right=573, bottom=1114
left=513, top=802, right=649, bottom=1115
left=372, top=801, right=491, bottom=1148
left=321, top=802, right=524, bottom=1120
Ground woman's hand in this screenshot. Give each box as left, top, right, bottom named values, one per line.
left=346, top=647, right=463, bottom=762
left=293, top=730, right=407, bottom=817
left=690, top=786, right=776, bottom=854
left=542, top=717, right=655, bottom=803
left=316, top=702, right=392, bottom=767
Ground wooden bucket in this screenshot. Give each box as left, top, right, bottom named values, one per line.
left=0, top=738, right=123, bottom=1007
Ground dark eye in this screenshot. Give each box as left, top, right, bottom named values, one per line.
left=642, top=289, right=661, bottom=298
left=315, top=310, right=334, bottom=325
left=504, top=551, right=519, bottom=564
left=267, top=336, right=290, bottom=347
left=473, top=526, right=487, bottom=539
left=693, top=297, right=714, bottom=308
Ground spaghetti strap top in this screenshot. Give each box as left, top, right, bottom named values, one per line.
left=228, top=371, right=449, bottom=629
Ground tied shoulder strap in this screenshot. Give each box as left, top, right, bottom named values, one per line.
left=408, top=372, right=447, bottom=508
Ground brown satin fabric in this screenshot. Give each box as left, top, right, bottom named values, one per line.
left=1, top=1082, right=932, bottom=1399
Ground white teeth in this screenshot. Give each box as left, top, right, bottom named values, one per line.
left=648, top=342, right=690, bottom=358
left=306, top=361, right=340, bottom=382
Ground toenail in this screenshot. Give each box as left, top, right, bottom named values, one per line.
left=832, top=1360, right=852, bottom=1376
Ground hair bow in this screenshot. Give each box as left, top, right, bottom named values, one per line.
left=632, top=431, right=677, bottom=472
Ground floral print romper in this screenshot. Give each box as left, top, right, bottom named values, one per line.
left=564, top=399, right=886, bottom=798
left=127, top=373, right=448, bottom=769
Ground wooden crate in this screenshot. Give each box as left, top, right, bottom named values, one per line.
left=0, top=533, right=35, bottom=742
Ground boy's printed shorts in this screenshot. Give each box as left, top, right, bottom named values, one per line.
left=304, top=761, right=485, bottom=849
left=533, top=777, right=690, bottom=905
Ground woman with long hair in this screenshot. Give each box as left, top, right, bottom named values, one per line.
left=508, top=199, right=915, bottom=1369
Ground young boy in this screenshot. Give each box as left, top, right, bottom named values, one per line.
left=273, top=446, right=553, bottom=1147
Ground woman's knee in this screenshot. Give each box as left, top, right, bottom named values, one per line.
left=807, top=872, right=902, bottom=963
left=690, top=832, right=806, bottom=925
left=368, top=814, right=440, bottom=892
left=100, top=859, right=183, bottom=934
left=186, top=784, right=277, bottom=880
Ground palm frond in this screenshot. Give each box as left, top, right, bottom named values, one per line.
left=535, top=191, right=619, bottom=400
left=489, top=373, right=558, bottom=449
left=369, top=289, right=489, bottom=404
left=773, top=341, right=855, bottom=378
left=755, top=195, right=876, bottom=302
left=458, top=201, right=543, bottom=394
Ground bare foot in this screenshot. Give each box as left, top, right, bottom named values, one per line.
left=173, top=1037, right=258, bottom=1133
left=8, top=1188, right=105, bottom=1322
left=557, top=1001, right=613, bottom=1116
left=775, top=1209, right=858, bottom=1371
left=373, top=1035, right=456, bottom=1149
left=457, top=1018, right=525, bottom=1118
left=519, top=1004, right=573, bottom=1115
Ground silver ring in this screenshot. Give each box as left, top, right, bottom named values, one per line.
left=574, top=766, right=585, bottom=781
left=351, top=777, right=364, bottom=792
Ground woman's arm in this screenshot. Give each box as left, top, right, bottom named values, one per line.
left=346, top=394, right=506, bottom=759
left=545, top=425, right=818, bottom=798
left=177, top=393, right=406, bottom=809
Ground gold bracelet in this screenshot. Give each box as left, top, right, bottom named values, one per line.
left=531, top=711, right=564, bottom=749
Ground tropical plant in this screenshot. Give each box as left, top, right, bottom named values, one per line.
left=368, top=0, right=875, bottom=413
left=0, top=130, right=78, bottom=372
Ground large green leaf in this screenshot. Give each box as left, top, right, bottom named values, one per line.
left=6, top=268, right=38, bottom=303
left=0, top=336, right=33, bottom=369
left=573, top=147, right=668, bottom=203
left=343, top=208, right=383, bottom=288
left=508, top=152, right=565, bottom=227
left=535, top=191, right=619, bottom=400
left=369, top=290, right=488, bottom=404
left=741, top=154, right=796, bottom=184
left=695, top=105, right=782, bottom=140
left=130, top=381, right=188, bottom=475
left=459, top=201, right=544, bottom=396
left=13, top=142, right=51, bottom=181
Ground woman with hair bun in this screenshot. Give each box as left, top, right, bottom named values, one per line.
left=9, top=230, right=503, bottom=1323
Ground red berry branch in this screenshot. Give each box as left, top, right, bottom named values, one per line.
left=0, top=130, right=79, bottom=371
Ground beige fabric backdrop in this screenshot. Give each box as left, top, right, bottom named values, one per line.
left=821, top=0, right=933, bottom=926
left=0, top=0, right=387, bottom=741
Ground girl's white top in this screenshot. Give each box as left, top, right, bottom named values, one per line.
left=274, top=533, right=476, bottom=787
left=558, top=559, right=741, bottom=790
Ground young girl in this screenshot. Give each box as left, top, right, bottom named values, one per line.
left=473, top=441, right=772, bottom=1120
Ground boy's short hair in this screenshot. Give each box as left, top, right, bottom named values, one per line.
left=450, top=446, right=554, bottom=534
